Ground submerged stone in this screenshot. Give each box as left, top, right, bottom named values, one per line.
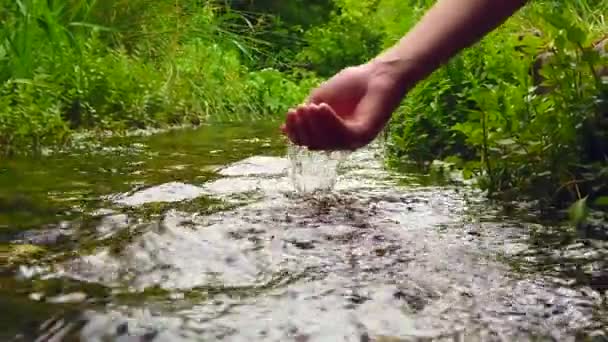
left=46, top=292, right=87, bottom=304
left=15, top=228, right=73, bottom=246
left=201, top=177, right=292, bottom=198
left=112, top=182, right=206, bottom=206
left=217, top=156, right=290, bottom=177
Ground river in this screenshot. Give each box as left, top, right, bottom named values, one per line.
left=1, top=121, right=606, bottom=341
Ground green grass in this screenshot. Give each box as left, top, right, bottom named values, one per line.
left=0, top=0, right=318, bottom=156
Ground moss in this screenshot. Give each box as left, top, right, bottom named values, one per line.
left=1, top=244, right=48, bottom=268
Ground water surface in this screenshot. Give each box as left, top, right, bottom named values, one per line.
left=1, top=121, right=606, bottom=341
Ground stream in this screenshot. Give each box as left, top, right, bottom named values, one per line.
left=1, top=121, right=607, bottom=341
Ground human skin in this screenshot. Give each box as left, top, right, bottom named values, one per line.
left=281, top=0, right=529, bottom=151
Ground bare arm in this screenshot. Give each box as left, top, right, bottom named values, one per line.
left=283, top=0, right=529, bottom=150
left=372, top=0, right=529, bottom=91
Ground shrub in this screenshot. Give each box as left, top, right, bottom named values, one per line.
left=386, top=1, right=608, bottom=210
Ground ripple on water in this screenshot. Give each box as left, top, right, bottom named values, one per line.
left=9, top=142, right=607, bottom=341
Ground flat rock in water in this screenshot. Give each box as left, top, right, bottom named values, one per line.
left=217, top=156, right=289, bottom=177
left=113, top=182, right=206, bottom=206
left=96, top=214, right=130, bottom=238
left=46, top=292, right=87, bottom=304
left=16, top=228, right=73, bottom=246
left=201, top=177, right=292, bottom=197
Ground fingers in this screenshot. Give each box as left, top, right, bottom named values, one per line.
left=283, top=105, right=309, bottom=147
left=297, top=104, right=324, bottom=149
left=285, top=104, right=316, bottom=148
left=285, top=109, right=301, bottom=146
left=282, top=103, right=326, bottom=148
left=283, top=89, right=390, bottom=151
left=298, top=104, right=318, bottom=146
left=282, top=65, right=400, bottom=151
left=304, top=104, right=344, bottom=150
left=283, top=102, right=351, bottom=150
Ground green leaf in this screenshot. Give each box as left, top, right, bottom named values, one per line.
left=443, top=155, right=463, bottom=167
left=581, top=49, right=600, bottom=64
left=15, top=0, right=27, bottom=17
left=567, top=26, right=587, bottom=45
left=543, top=12, right=570, bottom=30
left=568, top=196, right=589, bottom=225
left=495, top=138, right=516, bottom=146
left=67, top=22, right=113, bottom=32
left=554, top=34, right=568, bottom=50
left=594, top=196, right=608, bottom=207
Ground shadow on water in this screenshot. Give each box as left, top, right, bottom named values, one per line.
left=0, top=121, right=607, bottom=341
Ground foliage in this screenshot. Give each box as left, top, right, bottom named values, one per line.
left=0, top=0, right=313, bottom=156
left=287, top=0, right=607, bottom=211
left=293, top=0, right=384, bottom=76
left=226, top=0, right=335, bottom=70
left=0, top=79, right=69, bottom=155
left=385, top=1, right=608, bottom=211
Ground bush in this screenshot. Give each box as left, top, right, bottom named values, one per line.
left=294, top=0, right=384, bottom=76
left=386, top=1, right=608, bottom=209
left=0, top=79, right=69, bottom=156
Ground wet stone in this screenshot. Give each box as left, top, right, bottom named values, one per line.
left=202, top=177, right=294, bottom=200
left=112, top=182, right=206, bottom=206
left=96, top=213, right=130, bottom=238
left=14, top=227, right=73, bottom=246
left=217, top=156, right=290, bottom=177
left=46, top=292, right=87, bottom=304
left=116, top=322, right=129, bottom=335
left=288, top=239, right=315, bottom=250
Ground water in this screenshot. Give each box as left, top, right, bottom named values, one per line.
left=0, top=121, right=606, bottom=341
left=287, top=144, right=349, bottom=194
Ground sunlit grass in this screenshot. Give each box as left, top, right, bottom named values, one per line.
left=0, top=0, right=312, bottom=156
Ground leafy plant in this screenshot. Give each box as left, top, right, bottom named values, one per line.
left=0, top=0, right=315, bottom=155
left=387, top=0, right=608, bottom=213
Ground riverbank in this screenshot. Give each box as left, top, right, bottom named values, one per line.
left=0, top=1, right=318, bottom=157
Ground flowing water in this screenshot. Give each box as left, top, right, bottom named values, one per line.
left=0, top=121, right=607, bottom=341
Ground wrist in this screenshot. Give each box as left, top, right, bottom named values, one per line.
left=367, top=52, right=429, bottom=95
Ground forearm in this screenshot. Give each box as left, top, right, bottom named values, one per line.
left=371, top=0, right=528, bottom=91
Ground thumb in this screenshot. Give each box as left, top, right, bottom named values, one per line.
left=348, top=81, right=397, bottom=143
left=305, top=76, right=345, bottom=105
left=305, top=86, right=327, bottom=105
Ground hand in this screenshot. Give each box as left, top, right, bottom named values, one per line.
left=281, top=61, right=407, bottom=151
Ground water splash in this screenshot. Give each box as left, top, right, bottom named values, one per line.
left=287, top=143, right=350, bottom=193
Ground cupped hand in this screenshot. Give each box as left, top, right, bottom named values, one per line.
left=281, top=62, right=406, bottom=151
